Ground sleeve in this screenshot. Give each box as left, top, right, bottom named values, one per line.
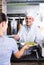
left=17, top=26, right=24, bottom=42
left=35, top=27, right=44, bottom=46
left=11, top=39, right=19, bottom=53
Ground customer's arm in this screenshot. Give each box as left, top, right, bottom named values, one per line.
left=13, top=44, right=30, bottom=58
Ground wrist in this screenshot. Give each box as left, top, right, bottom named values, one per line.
left=23, top=45, right=27, bottom=50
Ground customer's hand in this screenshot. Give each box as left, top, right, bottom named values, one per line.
left=23, top=44, right=30, bottom=50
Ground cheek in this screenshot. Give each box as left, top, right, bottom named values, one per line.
left=28, top=21, right=33, bottom=25
left=6, top=23, right=8, bottom=29
left=4, top=24, right=8, bottom=31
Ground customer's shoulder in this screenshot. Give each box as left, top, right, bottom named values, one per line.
left=5, top=36, right=16, bottom=43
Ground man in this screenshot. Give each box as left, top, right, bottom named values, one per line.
left=0, top=13, right=30, bottom=65
left=13, top=12, right=43, bottom=57
left=13, top=12, right=43, bottom=45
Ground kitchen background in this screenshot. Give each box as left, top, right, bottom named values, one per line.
left=0, top=0, right=44, bottom=37
left=6, top=0, right=44, bottom=35
left=0, top=0, right=44, bottom=35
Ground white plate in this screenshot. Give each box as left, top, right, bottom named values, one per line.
left=21, top=42, right=25, bottom=45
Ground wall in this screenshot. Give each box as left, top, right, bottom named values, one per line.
left=2, top=0, right=7, bottom=14
left=7, top=3, right=39, bottom=14
left=7, top=3, right=41, bottom=25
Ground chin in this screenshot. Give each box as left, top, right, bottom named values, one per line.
left=27, top=24, right=31, bottom=26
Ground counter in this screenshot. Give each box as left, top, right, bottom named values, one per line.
left=11, top=54, right=44, bottom=63
left=11, top=44, right=44, bottom=63
left=11, top=55, right=44, bottom=65
left=11, top=43, right=44, bottom=65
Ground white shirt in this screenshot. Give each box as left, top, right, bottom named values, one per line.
left=18, top=24, right=43, bottom=45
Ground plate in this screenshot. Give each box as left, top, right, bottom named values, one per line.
left=21, top=42, right=26, bottom=45
left=25, top=42, right=37, bottom=47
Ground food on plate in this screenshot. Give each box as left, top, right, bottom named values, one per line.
left=25, top=42, right=37, bottom=46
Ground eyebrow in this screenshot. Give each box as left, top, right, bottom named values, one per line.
left=26, top=17, right=32, bottom=19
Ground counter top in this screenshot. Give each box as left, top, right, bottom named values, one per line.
left=11, top=54, right=44, bottom=63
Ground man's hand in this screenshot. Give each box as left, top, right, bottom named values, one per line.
left=13, top=35, right=20, bottom=40
left=23, top=44, right=30, bottom=50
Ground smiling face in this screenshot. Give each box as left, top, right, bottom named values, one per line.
left=25, top=16, right=34, bottom=27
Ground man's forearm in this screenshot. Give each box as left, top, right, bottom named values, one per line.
left=18, top=46, right=26, bottom=58
left=14, top=45, right=30, bottom=58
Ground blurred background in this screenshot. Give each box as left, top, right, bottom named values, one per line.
left=0, top=0, right=44, bottom=35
